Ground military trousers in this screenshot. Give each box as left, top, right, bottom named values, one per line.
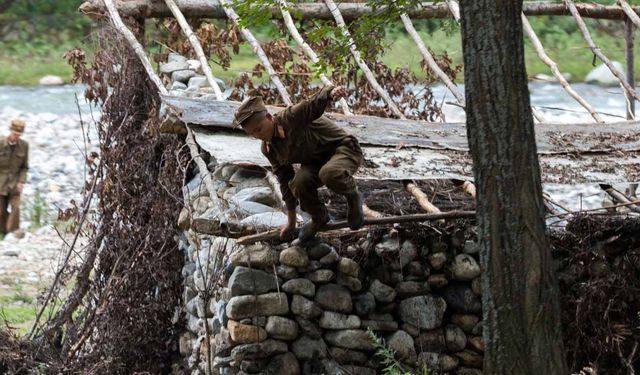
left=0, top=193, right=20, bottom=235
left=289, top=138, right=363, bottom=220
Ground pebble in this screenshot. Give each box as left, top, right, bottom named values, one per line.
left=281, top=278, right=316, bottom=297
left=315, top=284, right=352, bottom=313
left=280, top=246, right=309, bottom=268
left=399, top=295, right=447, bottom=329
left=265, top=316, right=299, bottom=341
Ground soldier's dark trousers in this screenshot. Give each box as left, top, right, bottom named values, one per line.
left=0, top=193, right=20, bottom=235
left=289, top=138, right=363, bottom=220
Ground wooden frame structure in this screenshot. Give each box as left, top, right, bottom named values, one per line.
left=89, top=0, right=640, bottom=221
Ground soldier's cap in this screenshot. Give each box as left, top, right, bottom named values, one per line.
left=10, top=119, right=25, bottom=134
left=233, top=96, right=267, bottom=129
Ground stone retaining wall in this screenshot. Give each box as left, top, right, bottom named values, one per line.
left=176, top=162, right=484, bottom=375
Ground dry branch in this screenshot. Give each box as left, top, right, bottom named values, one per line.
left=103, top=0, right=167, bottom=95
left=277, top=0, right=352, bottom=115
left=218, top=0, right=292, bottom=105
left=400, top=13, right=465, bottom=107
left=80, top=1, right=640, bottom=21
left=619, top=0, right=640, bottom=29
left=522, top=14, right=603, bottom=123
left=566, top=0, right=640, bottom=103
left=237, top=210, right=475, bottom=245
left=164, top=0, right=223, bottom=100
left=324, top=0, right=406, bottom=119
left=600, top=183, right=640, bottom=213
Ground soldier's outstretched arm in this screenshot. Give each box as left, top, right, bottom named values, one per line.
left=279, top=85, right=345, bottom=125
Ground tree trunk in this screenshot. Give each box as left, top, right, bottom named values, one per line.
left=459, top=1, right=568, bottom=374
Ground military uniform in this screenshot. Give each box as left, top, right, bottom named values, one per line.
left=235, top=86, right=363, bottom=223
left=0, top=120, right=29, bottom=234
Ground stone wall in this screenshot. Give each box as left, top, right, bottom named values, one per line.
left=176, top=162, right=484, bottom=375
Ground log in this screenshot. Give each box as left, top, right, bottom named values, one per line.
left=522, top=14, right=603, bottom=123
left=566, top=0, right=640, bottom=103
left=236, top=210, right=476, bottom=245
left=324, top=0, right=405, bottom=119
left=80, top=1, right=640, bottom=21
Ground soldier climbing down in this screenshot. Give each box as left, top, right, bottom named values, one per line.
left=233, top=85, right=364, bottom=242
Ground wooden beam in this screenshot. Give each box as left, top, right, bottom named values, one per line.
left=600, top=184, right=640, bottom=213
left=80, top=1, right=640, bottom=21
left=161, top=95, right=640, bottom=155
left=236, top=210, right=476, bottom=245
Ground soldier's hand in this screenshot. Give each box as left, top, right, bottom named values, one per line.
left=15, top=183, right=23, bottom=195
left=330, top=86, right=348, bottom=101
left=280, top=224, right=297, bottom=240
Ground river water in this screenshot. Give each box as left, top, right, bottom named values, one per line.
left=0, top=82, right=635, bottom=216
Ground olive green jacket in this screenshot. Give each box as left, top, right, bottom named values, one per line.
left=0, top=137, right=28, bottom=194
left=261, top=85, right=356, bottom=210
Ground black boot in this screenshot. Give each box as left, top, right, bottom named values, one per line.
left=298, top=210, right=330, bottom=243
left=346, top=190, right=364, bottom=230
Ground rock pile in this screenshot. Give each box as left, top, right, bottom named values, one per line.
left=177, top=162, right=484, bottom=375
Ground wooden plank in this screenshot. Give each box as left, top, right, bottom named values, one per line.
left=191, top=129, right=640, bottom=184
left=164, top=95, right=640, bottom=154
left=80, top=1, right=640, bottom=21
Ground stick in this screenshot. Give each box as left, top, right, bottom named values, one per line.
left=186, top=127, right=225, bottom=214
left=277, top=0, right=352, bottom=115
left=522, top=14, right=603, bottom=123
left=218, top=0, right=292, bottom=105
left=363, top=203, right=384, bottom=218
left=600, top=183, right=640, bottom=213
left=400, top=13, right=465, bottom=107
left=404, top=181, right=442, bottom=214
left=164, top=0, right=224, bottom=100
left=236, top=210, right=476, bottom=245
left=566, top=0, right=640, bottom=103
left=324, top=0, right=406, bottom=119
left=548, top=199, right=640, bottom=218
left=103, top=0, right=168, bottom=95
left=619, top=0, right=640, bottom=29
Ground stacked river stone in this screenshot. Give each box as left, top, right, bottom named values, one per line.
left=176, top=162, right=484, bottom=375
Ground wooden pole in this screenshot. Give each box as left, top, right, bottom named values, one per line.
left=236, top=210, right=476, bottom=245
left=600, top=184, right=640, bottom=213
left=625, top=18, right=636, bottom=120
left=276, top=0, right=352, bottom=115
left=619, top=0, right=640, bottom=29
left=404, top=181, right=442, bottom=214
left=80, top=1, right=640, bottom=21
left=217, top=0, right=292, bottom=105
left=164, top=0, right=224, bottom=100
left=103, top=0, right=168, bottom=96
left=566, top=0, right=640, bottom=103
left=522, top=14, right=603, bottom=123
left=324, top=0, right=406, bottom=119
left=400, top=12, right=465, bottom=107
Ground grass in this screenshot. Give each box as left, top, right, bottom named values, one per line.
left=2, top=19, right=640, bottom=86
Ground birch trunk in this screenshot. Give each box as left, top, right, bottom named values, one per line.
left=218, top=0, right=292, bottom=105
left=164, top=0, right=224, bottom=100
left=522, top=14, right=603, bottom=123
left=324, top=0, right=405, bottom=119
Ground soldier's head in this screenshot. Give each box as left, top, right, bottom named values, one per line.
left=234, top=96, right=275, bottom=142
left=8, top=119, right=25, bottom=143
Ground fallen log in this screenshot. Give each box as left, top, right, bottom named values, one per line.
left=80, top=1, right=640, bottom=21
left=236, top=210, right=476, bottom=245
